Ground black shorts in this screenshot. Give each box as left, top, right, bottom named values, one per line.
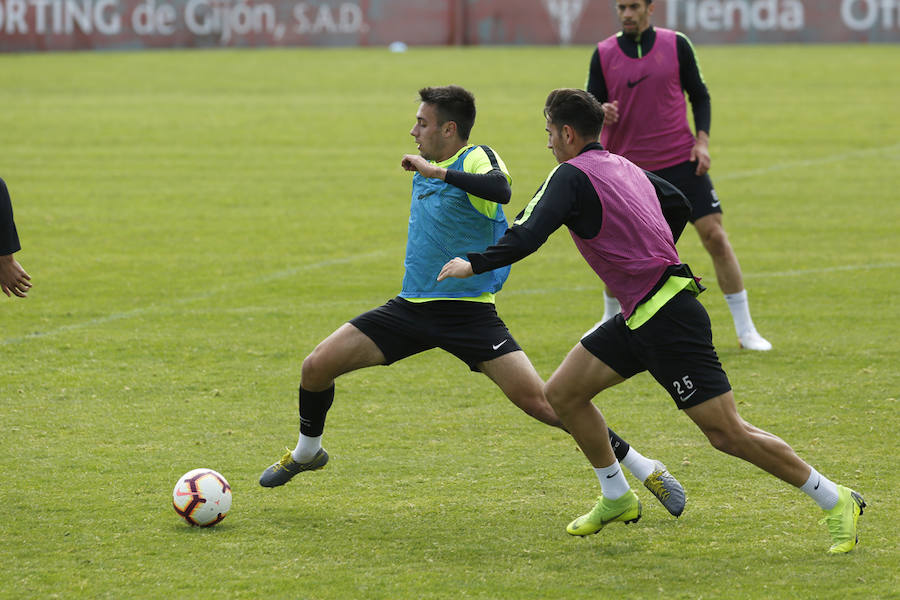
left=580, top=291, right=732, bottom=409
left=349, top=297, right=522, bottom=372
left=653, top=160, right=722, bottom=222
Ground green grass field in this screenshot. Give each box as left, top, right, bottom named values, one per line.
left=1, top=44, right=898, bottom=599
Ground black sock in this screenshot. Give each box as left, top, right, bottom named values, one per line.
left=607, top=427, right=631, bottom=462
left=299, top=384, right=335, bottom=437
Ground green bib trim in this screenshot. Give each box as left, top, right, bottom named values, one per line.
left=625, top=275, right=702, bottom=330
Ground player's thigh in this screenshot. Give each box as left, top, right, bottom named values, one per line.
left=545, top=342, right=625, bottom=408
left=303, top=323, right=386, bottom=382
left=683, top=390, right=744, bottom=440
left=480, top=350, right=544, bottom=402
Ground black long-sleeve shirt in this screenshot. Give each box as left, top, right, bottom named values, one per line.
left=587, top=26, right=711, bottom=135
left=468, top=143, right=690, bottom=275
left=0, top=178, right=21, bottom=255
left=441, top=144, right=511, bottom=205
left=444, top=168, right=510, bottom=205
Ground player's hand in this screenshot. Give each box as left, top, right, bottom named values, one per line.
left=601, top=101, right=619, bottom=124
left=401, top=154, right=445, bottom=180
left=437, top=257, right=474, bottom=281
left=691, top=133, right=711, bottom=175
left=0, top=254, right=31, bottom=298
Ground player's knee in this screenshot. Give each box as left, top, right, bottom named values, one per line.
left=701, top=226, right=732, bottom=257
left=544, top=384, right=576, bottom=417
left=703, top=426, right=747, bottom=457
left=532, top=398, right=563, bottom=428
left=509, top=389, right=561, bottom=427
left=301, top=349, right=331, bottom=390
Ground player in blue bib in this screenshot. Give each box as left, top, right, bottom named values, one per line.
left=258, top=85, right=686, bottom=519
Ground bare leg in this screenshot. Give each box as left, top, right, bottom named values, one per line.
left=480, top=350, right=563, bottom=428
left=260, top=322, right=385, bottom=486
left=543, top=343, right=626, bottom=468
left=301, top=323, right=386, bottom=391
left=684, top=391, right=811, bottom=486
left=694, top=213, right=743, bottom=295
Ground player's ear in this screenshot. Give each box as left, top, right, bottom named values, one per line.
left=444, top=121, right=457, bottom=138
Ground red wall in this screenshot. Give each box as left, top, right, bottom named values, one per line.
left=0, top=0, right=897, bottom=52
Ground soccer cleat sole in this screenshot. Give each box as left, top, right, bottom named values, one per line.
left=571, top=514, right=642, bottom=537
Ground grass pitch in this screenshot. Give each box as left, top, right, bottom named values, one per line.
left=1, top=44, right=898, bottom=599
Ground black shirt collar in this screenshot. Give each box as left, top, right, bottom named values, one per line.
left=578, top=142, right=604, bottom=155
left=618, top=25, right=656, bottom=58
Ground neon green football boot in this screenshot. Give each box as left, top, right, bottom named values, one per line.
left=566, top=490, right=642, bottom=536
left=820, top=485, right=866, bottom=554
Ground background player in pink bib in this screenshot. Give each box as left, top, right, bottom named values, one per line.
left=587, top=0, right=772, bottom=351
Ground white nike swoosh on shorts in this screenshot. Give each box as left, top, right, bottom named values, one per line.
left=679, top=389, right=697, bottom=402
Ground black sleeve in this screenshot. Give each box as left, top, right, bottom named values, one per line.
left=586, top=48, right=609, bottom=103
left=676, top=33, right=711, bottom=135
left=0, top=178, right=21, bottom=256
left=467, top=164, right=589, bottom=274
left=443, top=169, right=511, bottom=205
left=644, top=170, right=691, bottom=243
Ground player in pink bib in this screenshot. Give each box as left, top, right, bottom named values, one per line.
left=438, top=88, right=865, bottom=554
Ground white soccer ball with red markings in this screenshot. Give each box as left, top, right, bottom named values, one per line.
left=172, top=468, right=232, bottom=527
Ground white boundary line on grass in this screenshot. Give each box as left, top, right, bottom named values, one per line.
left=742, top=262, right=899, bottom=279
left=1, top=250, right=389, bottom=346
left=716, top=142, right=900, bottom=182
left=5, top=259, right=896, bottom=345
left=502, top=261, right=900, bottom=296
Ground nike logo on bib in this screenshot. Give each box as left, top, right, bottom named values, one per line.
left=627, top=75, right=650, bottom=88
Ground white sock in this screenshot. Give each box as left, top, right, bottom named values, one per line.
left=594, top=462, right=630, bottom=501
left=724, top=289, right=756, bottom=337
left=799, top=466, right=840, bottom=511
left=621, top=447, right=656, bottom=482
left=602, top=290, right=621, bottom=322
left=292, top=434, right=322, bottom=463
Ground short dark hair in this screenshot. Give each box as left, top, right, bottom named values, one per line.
left=418, top=85, right=476, bottom=141
left=543, top=88, right=605, bottom=140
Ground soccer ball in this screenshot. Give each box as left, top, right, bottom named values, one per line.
left=172, top=468, right=232, bottom=527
